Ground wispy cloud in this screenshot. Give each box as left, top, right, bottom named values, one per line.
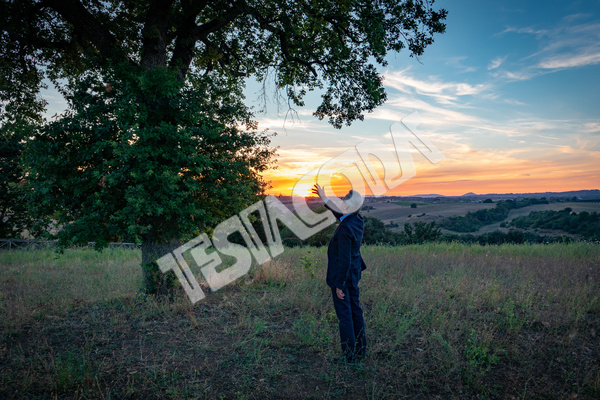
left=495, top=19, right=600, bottom=79
left=372, top=95, right=480, bottom=126
left=535, top=21, right=600, bottom=69
left=488, top=56, right=507, bottom=70
left=583, top=122, right=600, bottom=134
left=498, top=26, right=550, bottom=38
left=537, top=51, right=600, bottom=69
left=490, top=69, right=537, bottom=82
left=384, top=68, right=492, bottom=106
left=503, top=98, right=527, bottom=106
left=255, top=116, right=335, bottom=135
left=563, top=13, right=594, bottom=23
left=444, top=56, right=478, bottom=73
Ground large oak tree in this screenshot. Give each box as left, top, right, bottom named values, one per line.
left=1, top=0, right=446, bottom=292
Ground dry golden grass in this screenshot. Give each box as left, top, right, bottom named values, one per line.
left=1, top=243, right=599, bottom=399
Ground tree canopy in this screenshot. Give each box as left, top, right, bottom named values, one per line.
left=2, top=0, right=447, bottom=127
left=1, top=0, right=446, bottom=291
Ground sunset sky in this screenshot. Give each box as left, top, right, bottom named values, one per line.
left=40, top=1, right=600, bottom=198
left=244, top=0, right=600, bottom=197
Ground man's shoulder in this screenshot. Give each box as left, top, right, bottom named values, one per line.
left=345, top=214, right=364, bottom=226
left=339, top=214, right=364, bottom=234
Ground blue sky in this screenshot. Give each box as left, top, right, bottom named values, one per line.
left=251, top=0, right=600, bottom=196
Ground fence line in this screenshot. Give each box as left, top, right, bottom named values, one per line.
left=0, top=239, right=140, bottom=251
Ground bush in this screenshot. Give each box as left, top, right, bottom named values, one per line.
left=510, top=208, right=600, bottom=239
left=441, top=198, right=549, bottom=233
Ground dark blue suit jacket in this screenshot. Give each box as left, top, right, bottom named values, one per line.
left=325, top=209, right=366, bottom=289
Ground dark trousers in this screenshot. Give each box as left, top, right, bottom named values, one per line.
left=331, top=285, right=367, bottom=361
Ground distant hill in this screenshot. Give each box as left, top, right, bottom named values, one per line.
left=454, top=189, right=600, bottom=201
left=411, top=194, right=446, bottom=198
left=279, top=189, right=600, bottom=204
left=391, top=189, right=600, bottom=202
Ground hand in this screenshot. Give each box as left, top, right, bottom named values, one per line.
left=336, top=288, right=345, bottom=300
left=311, top=183, right=326, bottom=200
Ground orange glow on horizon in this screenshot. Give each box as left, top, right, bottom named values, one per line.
left=265, top=179, right=599, bottom=197
left=261, top=140, right=600, bottom=197
left=262, top=163, right=600, bottom=197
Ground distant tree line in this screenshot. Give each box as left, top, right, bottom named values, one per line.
left=363, top=217, right=442, bottom=245
left=440, top=198, right=549, bottom=233
left=509, top=208, right=600, bottom=240
left=439, top=230, right=574, bottom=245
left=276, top=213, right=442, bottom=247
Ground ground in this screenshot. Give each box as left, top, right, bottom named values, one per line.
left=1, top=244, right=599, bottom=399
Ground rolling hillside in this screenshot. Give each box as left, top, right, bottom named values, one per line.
left=362, top=200, right=600, bottom=235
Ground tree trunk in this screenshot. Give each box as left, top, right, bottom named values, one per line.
left=140, top=1, right=173, bottom=71
left=141, top=230, right=181, bottom=296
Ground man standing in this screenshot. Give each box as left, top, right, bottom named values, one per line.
left=312, top=183, right=367, bottom=363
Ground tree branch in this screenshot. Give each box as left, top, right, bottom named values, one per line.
left=169, top=0, right=208, bottom=81
left=140, top=0, right=175, bottom=70
left=169, top=1, right=243, bottom=81
left=43, top=0, right=127, bottom=64
left=199, top=38, right=247, bottom=77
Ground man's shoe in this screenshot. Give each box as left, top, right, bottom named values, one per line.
left=331, top=353, right=356, bottom=364
left=345, top=354, right=357, bottom=364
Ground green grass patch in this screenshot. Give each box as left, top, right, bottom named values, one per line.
left=0, top=247, right=141, bottom=327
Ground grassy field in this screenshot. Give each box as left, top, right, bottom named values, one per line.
left=1, top=244, right=599, bottom=399
left=362, top=200, right=495, bottom=224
